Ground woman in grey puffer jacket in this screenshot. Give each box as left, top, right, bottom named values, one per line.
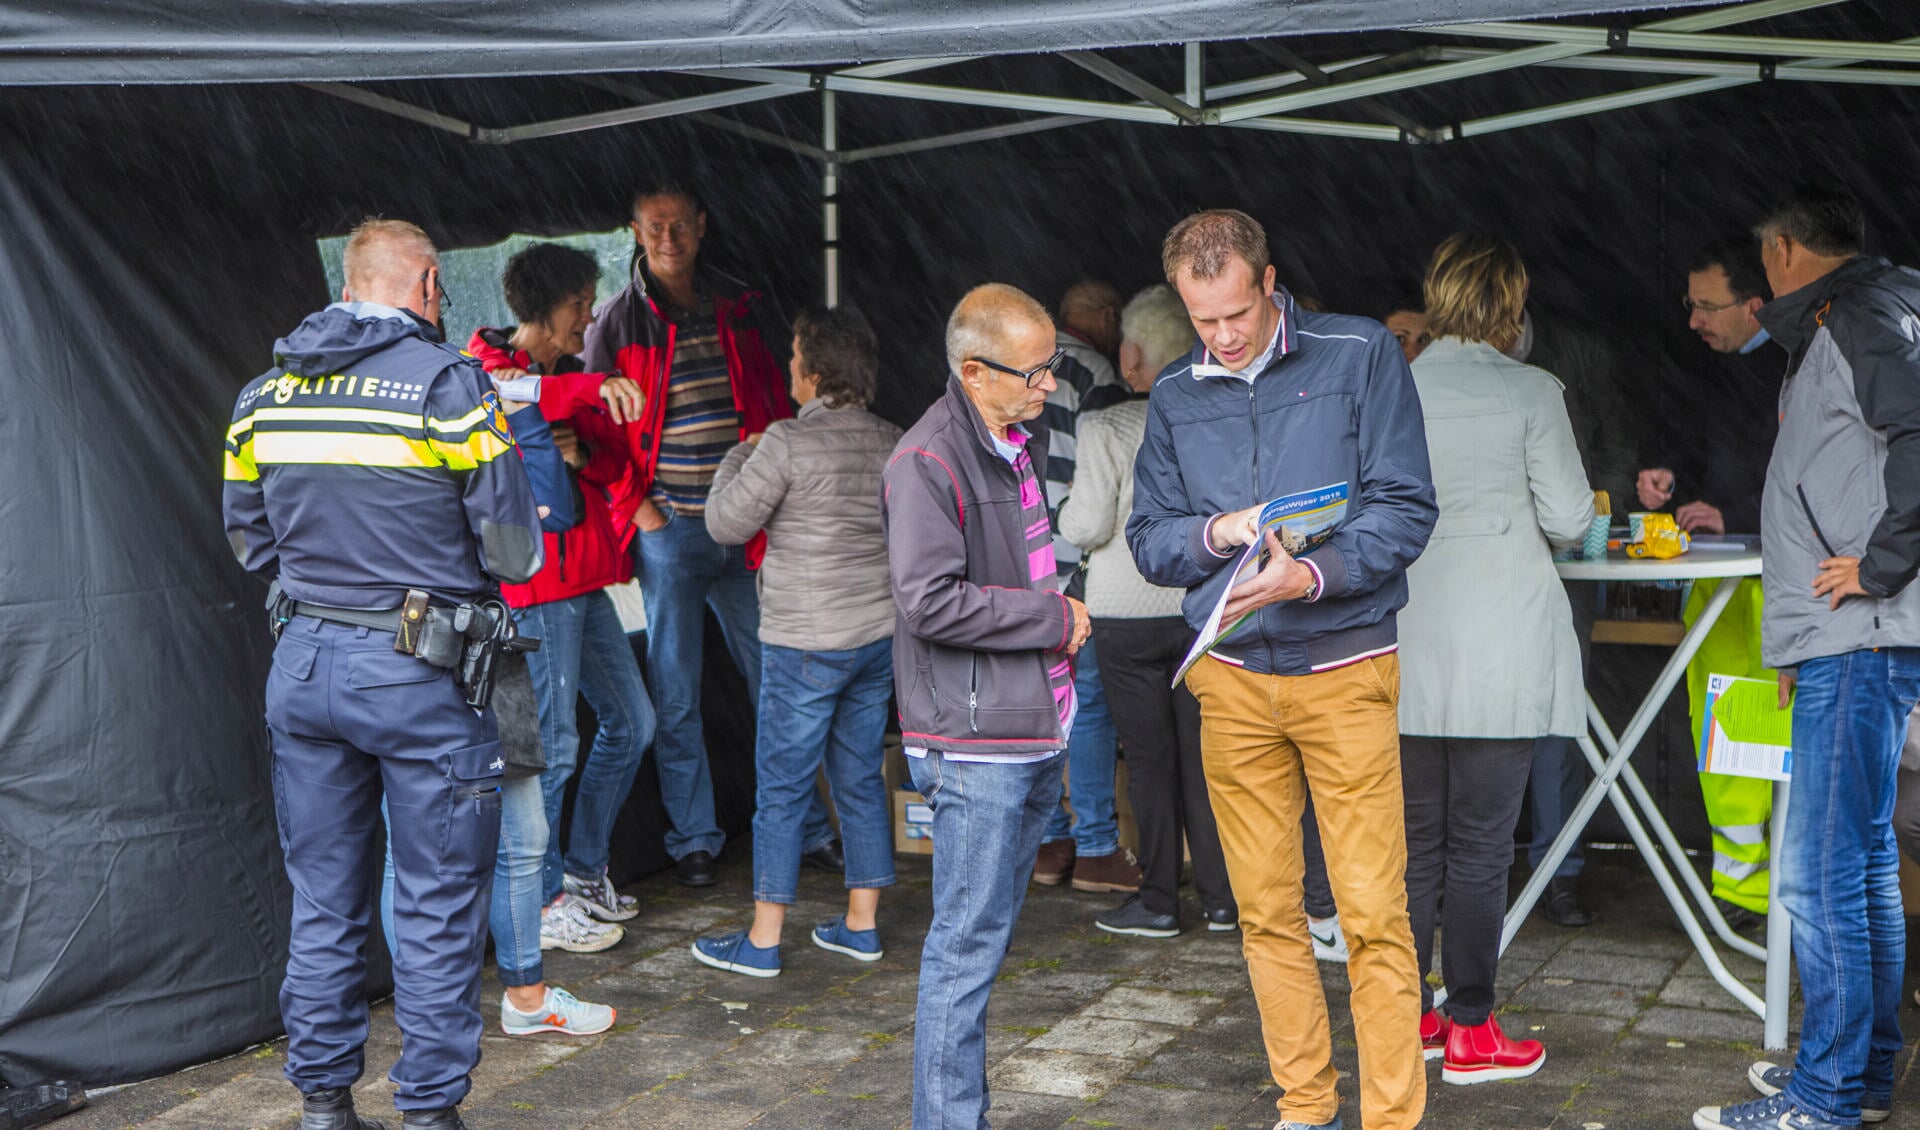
left=692, top=305, right=905, bottom=978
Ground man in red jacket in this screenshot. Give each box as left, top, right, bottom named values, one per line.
left=583, top=179, right=836, bottom=887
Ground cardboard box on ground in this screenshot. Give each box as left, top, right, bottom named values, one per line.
left=885, top=735, right=1161, bottom=860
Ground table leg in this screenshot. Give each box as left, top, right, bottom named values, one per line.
left=1501, top=577, right=1742, bottom=942
left=1764, top=777, right=1792, bottom=1050
left=1586, top=704, right=1766, bottom=963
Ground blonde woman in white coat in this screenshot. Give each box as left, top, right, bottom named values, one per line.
left=1397, top=234, right=1594, bottom=1086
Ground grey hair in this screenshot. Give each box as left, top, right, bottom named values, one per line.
left=945, top=283, right=1052, bottom=377
left=1120, top=284, right=1195, bottom=378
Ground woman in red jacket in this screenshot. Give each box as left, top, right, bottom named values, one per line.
left=467, top=245, right=660, bottom=1024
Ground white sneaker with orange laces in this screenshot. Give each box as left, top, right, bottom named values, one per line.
left=500, top=986, right=615, bottom=1037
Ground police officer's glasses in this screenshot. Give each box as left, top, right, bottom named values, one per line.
left=421, top=270, right=455, bottom=313
left=1681, top=296, right=1739, bottom=314
left=970, top=348, right=1066, bottom=389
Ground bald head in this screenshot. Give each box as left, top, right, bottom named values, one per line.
left=946, top=284, right=1053, bottom=377
left=947, top=284, right=1056, bottom=438
left=1058, top=280, right=1120, bottom=358
left=341, top=218, right=440, bottom=314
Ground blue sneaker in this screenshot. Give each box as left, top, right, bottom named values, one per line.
left=1693, top=1091, right=1856, bottom=1130
left=1749, top=1061, right=1888, bottom=1123
left=811, top=916, right=884, bottom=962
left=690, top=931, right=781, bottom=978
left=1274, top=1115, right=1342, bottom=1130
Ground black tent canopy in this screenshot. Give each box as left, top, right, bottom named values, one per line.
left=5, top=0, right=1920, bottom=1089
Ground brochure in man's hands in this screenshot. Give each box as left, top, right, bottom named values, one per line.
left=1172, top=481, right=1350, bottom=687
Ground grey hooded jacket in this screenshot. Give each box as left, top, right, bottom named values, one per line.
left=1758, top=255, right=1920, bottom=669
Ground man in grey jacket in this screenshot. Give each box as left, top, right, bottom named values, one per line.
left=1695, top=185, right=1920, bottom=1130
left=883, top=283, right=1091, bottom=1129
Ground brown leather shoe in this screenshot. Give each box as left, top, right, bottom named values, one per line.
left=1071, top=849, right=1142, bottom=893
left=1032, top=838, right=1075, bottom=886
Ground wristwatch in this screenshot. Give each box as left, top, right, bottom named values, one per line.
left=1300, top=571, right=1320, bottom=602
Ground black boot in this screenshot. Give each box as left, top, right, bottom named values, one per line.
left=301, top=1087, right=386, bottom=1130
left=402, top=1108, right=468, bottom=1129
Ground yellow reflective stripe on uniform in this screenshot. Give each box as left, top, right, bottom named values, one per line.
left=252, top=430, right=440, bottom=469
left=223, top=449, right=259, bottom=482
left=426, top=405, right=489, bottom=434
left=428, top=428, right=514, bottom=471
left=227, top=411, right=259, bottom=446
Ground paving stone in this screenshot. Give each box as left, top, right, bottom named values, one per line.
left=1658, top=974, right=1772, bottom=1013
left=979, top=1088, right=1088, bottom=1129
left=1076, top=1079, right=1259, bottom=1128
left=1632, top=1005, right=1768, bottom=1045
left=585, top=1094, right=767, bottom=1129
left=757, top=1090, right=916, bottom=1130
left=988, top=1047, right=1132, bottom=1098
left=1082, top=985, right=1221, bottom=1027
left=1508, top=976, right=1648, bottom=1019
left=1537, top=949, right=1681, bottom=989
left=1028, top=1015, right=1182, bottom=1059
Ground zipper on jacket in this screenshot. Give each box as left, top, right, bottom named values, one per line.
left=1795, top=484, right=1839, bottom=558
left=968, top=654, right=979, bottom=733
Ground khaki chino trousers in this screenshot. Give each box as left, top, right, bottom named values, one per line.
left=1185, top=654, right=1425, bottom=1130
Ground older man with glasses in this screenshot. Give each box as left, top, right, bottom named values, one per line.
left=884, top=283, right=1092, bottom=1129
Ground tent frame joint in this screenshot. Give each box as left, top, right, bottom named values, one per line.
left=1608, top=26, right=1631, bottom=51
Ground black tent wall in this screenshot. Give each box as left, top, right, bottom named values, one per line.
left=6, top=16, right=1920, bottom=1084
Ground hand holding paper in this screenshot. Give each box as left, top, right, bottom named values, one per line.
left=1222, top=529, right=1316, bottom=624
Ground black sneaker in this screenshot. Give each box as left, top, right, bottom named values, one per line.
left=1095, top=896, right=1179, bottom=938
left=802, top=839, right=846, bottom=872
left=674, top=850, right=717, bottom=888
left=1205, top=906, right=1239, bottom=932
left=301, top=1088, right=386, bottom=1130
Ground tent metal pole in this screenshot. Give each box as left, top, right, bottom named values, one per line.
left=1217, top=0, right=1844, bottom=122
left=476, top=82, right=800, bottom=143
left=823, top=89, right=839, bottom=309
left=1063, top=51, right=1207, bottom=124
left=840, top=115, right=1097, bottom=163
left=1458, top=75, right=1749, bottom=137
left=302, top=83, right=474, bottom=138
left=1438, top=22, right=1920, bottom=66
left=1439, top=47, right=1920, bottom=89
left=1185, top=42, right=1204, bottom=109
left=819, top=73, right=1184, bottom=125
left=836, top=57, right=982, bottom=79
left=1451, top=29, right=1920, bottom=137
left=1223, top=115, right=1404, bottom=141
left=574, top=76, right=827, bottom=157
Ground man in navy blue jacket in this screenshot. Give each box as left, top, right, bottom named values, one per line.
left=1128, top=209, right=1436, bottom=1130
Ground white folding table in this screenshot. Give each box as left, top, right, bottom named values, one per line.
left=1492, top=541, right=1790, bottom=1049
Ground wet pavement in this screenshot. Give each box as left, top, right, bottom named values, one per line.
left=58, top=849, right=1920, bottom=1129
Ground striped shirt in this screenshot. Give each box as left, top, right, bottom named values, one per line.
left=651, top=303, right=739, bottom=515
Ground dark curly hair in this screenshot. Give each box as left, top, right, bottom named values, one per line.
left=502, top=243, right=599, bottom=327
left=794, top=305, right=879, bottom=409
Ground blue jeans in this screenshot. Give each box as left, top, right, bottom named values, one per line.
left=636, top=508, right=831, bottom=859
left=911, top=752, right=1064, bottom=1129
left=1042, top=638, right=1118, bottom=856
left=1778, top=646, right=1920, bottom=1124
left=516, top=590, right=657, bottom=902
left=753, top=640, right=898, bottom=904
left=382, top=774, right=548, bottom=990
left=1527, top=736, right=1586, bottom=878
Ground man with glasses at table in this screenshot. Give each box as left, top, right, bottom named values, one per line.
left=884, top=284, right=1092, bottom=1129
left=1628, top=236, right=1789, bottom=938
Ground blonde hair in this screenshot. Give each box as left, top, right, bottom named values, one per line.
left=1422, top=233, right=1527, bottom=347
left=342, top=217, right=437, bottom=299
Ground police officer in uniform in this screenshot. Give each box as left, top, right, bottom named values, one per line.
left=223, top=219, right=551, bottom=1130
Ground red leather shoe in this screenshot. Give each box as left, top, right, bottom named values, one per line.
left=1420, top=1010, right=1451, bottom=1062
left=1441, top=1015, right=1544, bottom=1085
